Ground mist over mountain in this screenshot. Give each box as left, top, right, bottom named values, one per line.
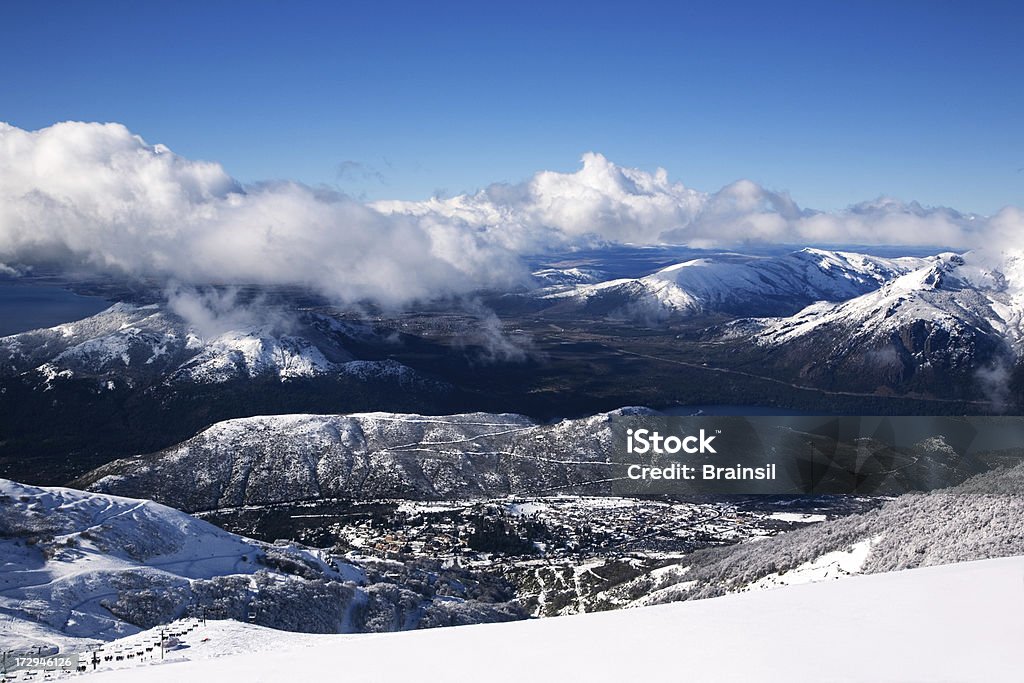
left=2, top=121, right=1020, bottom=316
left=6, top=243, right=1024, bottom=488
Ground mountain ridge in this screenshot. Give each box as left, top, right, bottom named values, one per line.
left=539, top=248, right=926, bottom=318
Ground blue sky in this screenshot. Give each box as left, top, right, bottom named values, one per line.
left=2, top=0, right=1022, bottom=213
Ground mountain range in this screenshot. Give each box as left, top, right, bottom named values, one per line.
left=538, top=248, right=926, bottom=318
left=4, top=245, right=1024, bottom=488
left=74, top=410, right=1000, bottom=511
left=0, top=302, right=418, bottom=387
left=722, top=251, right=1024, bottom=396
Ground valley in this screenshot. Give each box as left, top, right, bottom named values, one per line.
left=195, top=493, right=882, bottom=617
left=2, top=245, right=1023, bottom=664
left=6, top=245, right=1015, bottom=487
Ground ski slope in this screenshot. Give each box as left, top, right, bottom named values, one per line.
left=77, top=555, right=1021, bottom=683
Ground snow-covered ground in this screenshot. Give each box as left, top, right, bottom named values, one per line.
left=767, top=512, right=828, bottom=523
left=0, top=478, right=531, bottom=654
left=0, top=478, right=361, bottom=651
left=744, top=536, right=880, bottom=591
left=79, top=409, right=643, bottom=510
left=54, top=556, right=1023, bottom=683
left=541, top=248, right=924, bottom=316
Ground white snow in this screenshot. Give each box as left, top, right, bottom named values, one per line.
left=76, top=556, right=1023, bottom=683
left=743, top=250, right=1024, bottom=354
left=171, top=329, right=338, bottom=383
left=744, top=536, right=879, bottom=591
left=0, top=479, right=360, bottom=652
left=531, top=267, right=606, bottom=287
left=768, top=512, right=828, bottom=523
left=0, top=302, right=366, bottom=386
left=545, top=248, right=924, bottom=315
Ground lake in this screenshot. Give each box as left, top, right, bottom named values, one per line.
left=662, top=404, right=820, bottom=416
left=0, top=281, right=111, bottom=336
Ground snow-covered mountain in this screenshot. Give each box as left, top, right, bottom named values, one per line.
left=530, top=266, right=606, bottom=287
left=76, top=557, right=1024, bottom=683
left=76, top=408, right=993, bottom=512
left=0, top=302, right=421, bottom=387
left=725, top=251, right=1024, bottom=394
left=0, top=479, right=522, bottom=653
left=0, top=301, right=457, bottom=487
left=541, top=248, right=925, bottom=318
left=78, top=410, right=645, bottom=511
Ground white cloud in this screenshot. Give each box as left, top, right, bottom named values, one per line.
left=0, top=121, right=1019, bottom=307
left=379, top=155, right=999, bottom=250
left=373, top=152, right=707, bottom=250
left=0, top=121, right=528, bottom=306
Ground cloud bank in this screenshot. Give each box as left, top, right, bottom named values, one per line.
left=0, top=121, right=527, bottom=305
left=0, top=121, right=1020, bottom=307
left=376, top=152, right=1002, bottom=251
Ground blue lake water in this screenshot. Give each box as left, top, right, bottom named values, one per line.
left=0, top=282, right=111, bottom=336
left=662, top=404, right=819, bottom=416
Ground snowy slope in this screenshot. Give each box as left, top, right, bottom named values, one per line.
left=0, top=479, right=521, bottom=653
left=723, top=251, right=1024, bottom=391
left=0, top=478, right=360, bottom=651
left=543, top=248, right=924, bottom=317
left=742, top=252, right=1024, bottom=351
left=79, top=406, right=996, bottom=512
left=609, top=461, right=1024, bottom=611
left=530, top=267, right=606, bottom=287
left=0, top=302, right=412, bottom=386
left=79, top=410, right=645, bottom=510
left=80, top=556, right=1024, bottom=683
